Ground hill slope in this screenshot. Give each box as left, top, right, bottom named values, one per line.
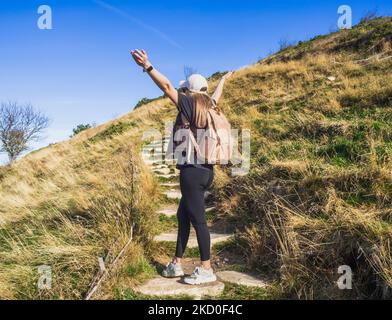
left=1, top=17, right=391, bottom=299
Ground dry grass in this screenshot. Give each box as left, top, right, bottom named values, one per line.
left=212, top=17, right=392, bottom=299
left=0, top=98, right=175, bottom=299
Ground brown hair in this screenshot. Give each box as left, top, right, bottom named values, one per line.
left=185, top=91, right=215, bottom=128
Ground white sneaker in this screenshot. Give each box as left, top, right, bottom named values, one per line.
left=183, top=266, right=217, bottom=285
left=162, top=262, right=184, bottom=278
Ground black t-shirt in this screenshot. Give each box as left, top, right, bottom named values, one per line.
left=176, top=92, right=195, bottom=125
left=175, top=92, right=213, bottom=170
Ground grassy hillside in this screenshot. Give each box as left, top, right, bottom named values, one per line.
left=213, top=17, right=392, bottom=299
left=0, top=17, right=391, bottom=299
left=0, top=101, right=174, bottom=299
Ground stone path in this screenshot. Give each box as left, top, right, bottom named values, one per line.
left=154, top=231, right=233, bottom=248
left=134, top=136, right=268, bottom=299
left=134, top=277, right=225, bottom=299
left=216, top=271, right=268, bottom=288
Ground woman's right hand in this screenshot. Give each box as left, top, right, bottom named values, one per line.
left=131, top=49, right=150, bottom=68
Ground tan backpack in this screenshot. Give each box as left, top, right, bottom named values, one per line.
left=168, top=97, right=233, bottom=165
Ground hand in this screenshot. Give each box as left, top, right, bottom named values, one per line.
left=131, top=49, right=150, bottom=68
left=222, top=71, right=234, bottom=80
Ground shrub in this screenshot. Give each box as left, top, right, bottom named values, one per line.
left=134, top=97, right=161, bottom=110
left=72, top=124, right=93, bottom=136
left=89, top=121, right=136, bottom=142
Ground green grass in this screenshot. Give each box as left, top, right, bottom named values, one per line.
left=157, top=175, right=179, bottom=183
left=316, top=136, right=368, bottom=163
left=117, top=283, right=283, bottom=300
left=126, top=256, right=157, bottom=281
left=158, top=215, right=178, bottom=232
left=205, top=208, right=218, bottom=222
left=218, top=283, right=283, bottom=300
left=153, top=241, right=201, bottom=258
left=89, top=121, right=137, bottom=142
left=116, top=288, right=192, bottom=300
left=134, top=96, right=162, bottom=110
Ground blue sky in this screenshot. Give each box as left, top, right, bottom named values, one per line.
left=0, top=0, right=391, bottom=162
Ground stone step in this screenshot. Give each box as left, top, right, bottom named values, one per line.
left=154, top=231, right=233, bottom=248
left=134, top=276, right=224, bottom=299
left=163, top=189, right=182, bottom=200
left=157, top=205, right=215, bottom=217
left=153, top=164, right=169, bottom=170
left=149, top=155, right=166, bottom=161
left=146, top=145, right=168, bottom=151
left=143, top=148, right=165, bottom=153
left=160, top=182, right=180, bottom=188
left=158, top=209, right=177, bottom=217
left=161, top=189, right=212, bottom=201
left=216, top=271, right=268, bottom=288
left=145, top=151, right=166, bottom=156
left=157, top=174, right=178, bottom=180
left=153, top=168, right=171, bottom=175
left=144, top=159, right=164, bottom=166
left=142, top=153, right=166, bottom=160
left=157, top=203, right=178, bottom=217
left=144, top=155, right=166, bottom=161
left=147, top=140, right=170, bottom=147
left=205, top=206, right=216, bottom=213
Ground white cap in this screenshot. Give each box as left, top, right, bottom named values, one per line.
left=179, top=74, right=208, bottom=92
left=179, top=80, right=188, bottom=88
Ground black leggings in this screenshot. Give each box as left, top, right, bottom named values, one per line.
left=175, top=166, right=214, bottom=262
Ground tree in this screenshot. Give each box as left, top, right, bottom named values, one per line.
left=72, top=123, right=92, bottom=137
left=0, top=102, right=50, bottom=163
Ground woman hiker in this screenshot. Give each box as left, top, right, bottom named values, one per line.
left=131, top=49, right=233, bottom=285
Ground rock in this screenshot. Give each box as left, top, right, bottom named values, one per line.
left=157, top=174, right=178, bottom=180
left=144, top=159, right=164, bottom=166
left=134, top=276, right=224, bottom=299
left=163, top=189, right=182, bottom=200
left=153, top=168, right=171, bottom=175
left=157, top=205, right=214, bottom=217
left=152, top=164, right=168, bottom=169
left=157, top=204, right=178, bottom=217
left=327, top=76, right=336, bottom=82
left=216, top=271, right=268, bottom=288
left=161, top=182, right=180, bottom=188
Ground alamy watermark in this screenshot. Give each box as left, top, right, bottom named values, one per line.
left=37, top=265, right=52, bottom=290
left=337, top=265, right=352, bottom=290
left=37, top=5, right=53, bottom=30
left=337, top=5, right=352, bottom=30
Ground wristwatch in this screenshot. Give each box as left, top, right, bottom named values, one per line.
left=143, top=65, right=154, bottom=73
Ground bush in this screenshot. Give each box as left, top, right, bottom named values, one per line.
left=72, top=124, right=93, bottom=136
left=208, top=71, right=228, bottom=81
left=89, top=121, right=136, bottom=142
left=134, top=97, right=161, bottom=110
left=316, top=136, right=368, bottom=163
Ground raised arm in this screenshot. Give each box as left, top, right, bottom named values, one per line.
left=131, top=49, right=178, bottom=106
left=211, top=71, right=234, bottom=103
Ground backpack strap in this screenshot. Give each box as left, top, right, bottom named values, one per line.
left=188, top=128, right=202, bottom=155
left=206, top=109, right=222, bottom=146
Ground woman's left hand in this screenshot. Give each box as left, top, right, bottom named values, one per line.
left=223, top=71, right=234, bottom=80
left=131, top=49, right=150, bottom=68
